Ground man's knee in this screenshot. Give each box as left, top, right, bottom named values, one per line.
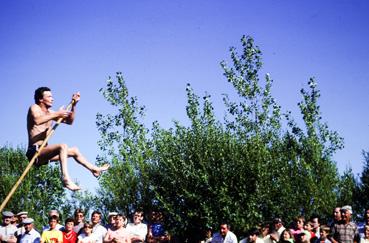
left=59, top=143, right=68, bottom=152
left=69, top=146, right=81, bottom=156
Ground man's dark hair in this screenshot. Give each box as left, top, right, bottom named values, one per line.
left=248, top=227, right=260, bottom=236
left=48, top=215, right=59, bottom=222
left=65, top=217, right=75, bottom=225
left=34, top=87, right=51, bottom=104
left=74, top=208, right=84, bottom=218
left=91, top=210, right=102, bottom=217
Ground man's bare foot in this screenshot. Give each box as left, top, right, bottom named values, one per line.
left=63, top=179, right=81, bottom=191
left=92, top=164, right=110, bottom=178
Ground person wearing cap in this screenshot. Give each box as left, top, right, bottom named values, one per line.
left=90, top=211, right=107, bottom=243
left=18, top=218, right=41, bottom=243
left=15, top=212, right=29, bottom=237
left=331, top=205, right=359, bottom=243
left=126, top=211, right=147, bottom=243
left=42, top=210, right=64, bottom=233
left=105, top=213, right=118, bottom=231
left=270, top=217, right=286, bottom=242
left=0, top=211, right=18, bottom=243
left=41, top=215, right=63, bottom=243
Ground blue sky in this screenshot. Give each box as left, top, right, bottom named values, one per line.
left=1, top=0, right=368, bottom=192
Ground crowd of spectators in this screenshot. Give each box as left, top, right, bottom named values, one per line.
left=0, top=205, right=368, bottom=243
left=203, top=206, right=369, bottom=243
left=0, top=209, right=170, bottom=243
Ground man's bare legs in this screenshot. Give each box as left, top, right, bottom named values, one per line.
left=67, top=146, right=110, bottom=177
left=36, top=144, right=109, bottom=191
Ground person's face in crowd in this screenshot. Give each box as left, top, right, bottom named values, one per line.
left=75, top=213, right=84, bottom=223
left=49, top=219, right=58, bottom=230
left=274, top=222, right=281, bottom=231
left=261, top=226, right=270, bottom=237
left=311, top=218, right=320, bottom=230
left=334, top=207, right=341, bottom=221
left=249, top=234, right=258, bottom=243
left=18, top=215, right=28, bottom=224
left=133, top=212, right=143, bottom=225
left=220, top=224, right=229, bottom=237
left=320, top=230, right=328, bottom=240
left=65, top=221, right=74, bottom=232
left=91, top=213, right=101, bottom=225
left=84, top=224, right=93, bottom=235
left=11, top=216, right=17, bottom=224
left=296, top=219, right=304, bottom=230
left=304, top=222, right=313, bottom=231
left=283, top=230, right=291, bottom=240
left=2, top=216, right=12, bottom=226
left=341, top=209, right=351, bottom=223
left=115, top=216, right=124, bottom=228
left=24, top=223, right=33, bottom=233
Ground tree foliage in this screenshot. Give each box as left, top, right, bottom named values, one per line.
left=95, top=36, right=345, bottom=241
left=0, top=145, right=70, bottom=229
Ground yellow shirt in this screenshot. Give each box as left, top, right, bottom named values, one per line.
left=41, top=229, right=63, bottom=243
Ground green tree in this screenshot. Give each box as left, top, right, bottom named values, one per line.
left=95, top=36, right=344, bottom=241
left=95, top=72, right=154, bottom=216
left=354, top=150, right=369, bottom=217
left=0, top=145, right=70, bottom=229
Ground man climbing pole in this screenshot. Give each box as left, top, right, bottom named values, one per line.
left=26, top=87, right=109, bottom=191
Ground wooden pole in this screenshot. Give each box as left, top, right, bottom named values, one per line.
left=0, top=99, right=76, bottom=212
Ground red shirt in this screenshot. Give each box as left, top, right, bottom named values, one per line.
left=63, top=231, right=77, bottom=243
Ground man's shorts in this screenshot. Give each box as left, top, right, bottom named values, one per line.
left=26, top=144, right=39, bottom=162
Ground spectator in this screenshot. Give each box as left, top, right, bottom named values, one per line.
left=291, top=217, right=305, bottom=241
left=240, top=227, right=264, bottom=243
left=126, top=211, right=147, bottom=243
left=270, top=218, right=286, bottom=242
left=317, top=225, right=331, bottom=243
left=63, top=218, right=77, bottom=243
left=15, top=212, right=28, bottom=237
left=200, top=227, right=212, bottom=243
left=41, top=215, right=63, bottom=243
left=147, top=211, right=170, bottom=243
left=310, top=216, right=321, bottom=240
left=105, top=213, right=118, bottom=231
left=90, top=211, right=107, bottom=243
left=77, top=222, right=96, bottom=243
left=42, top=210, right=64, bottom=233
left=18, top=218, right=40, bottom=243
left=359, top=209, right=369, bottom=239
left=331, top=205, right=359, bottom=243
left=211, top=222, right=237, bottom=243
left=279, top=229, right=294, bottom=243
left=360, top=225, right=369, bottom=243
left=0, top=211, right=17, bottom=243
left=103, top=214, right=131, bottom=243
left=73, top=209, right=86, bottom=235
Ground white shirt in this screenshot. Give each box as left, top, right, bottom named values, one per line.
left=126, top=222, right=148, bottom=242
left=212, top=231, right=238, bottom=243
left=19, top=229, right=41, bottom=243
left=0, top=224, right=18, bottom=241
left=91, top=224, right=107, bottom=243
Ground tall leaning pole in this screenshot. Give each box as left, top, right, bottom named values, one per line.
left=0, top=99, right=76, bottom=212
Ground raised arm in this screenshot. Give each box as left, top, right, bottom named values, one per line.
left=63, top=92, right=80, bottom=125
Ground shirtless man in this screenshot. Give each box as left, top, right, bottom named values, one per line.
left=26, top=87, right=109, bottom=191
